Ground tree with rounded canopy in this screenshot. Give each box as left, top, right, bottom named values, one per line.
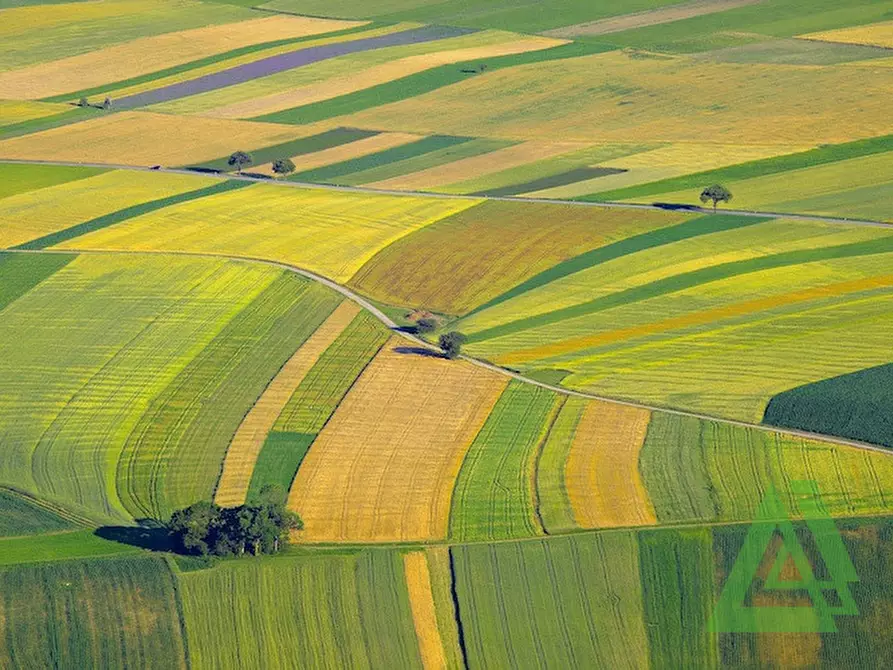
left=439, top=331, right=467, bottom=359
left=228, top=150, right=253, bottom=174
left=700, top=184, right=733, bottom=211
left=272, top=157, right=296, bottom=177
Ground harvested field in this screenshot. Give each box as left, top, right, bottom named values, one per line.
left=403, top=552, right=448, bottom=670
left=209, top=35, right=564, bottom=119
left=251, top=132, right=423, bottom=176
left=0, top=111, right=309, bottom=166
left=0, top=0, right=252, bottom=71
left=803, top=19, right=893, bottom=49
left=288, top=340, right=507, bottom=542
left=275, top=311, right=389, bottom=434
left=0, top=556, right=187, bottom=668
left=350, top=201, right=686, bottom=314
left=62, top=183, right=479, bottom=282
left=371, top=139, right=583, bottom=191
left=0, top=169, right=216, bottom=249
left=214, top=300, right=357, bottom=507
left=544, top=0, right=761, bottom=38
left=178, top=550, right=421, bottom=669
left=0, top=15, right=362, bottom=100
left=115, top=25, right=475, bottom=109
left=449, top=382, right=560, bottom=541
left=565, top=401, right=655, bottom=528
left=340, top=49, right=893, bottom=145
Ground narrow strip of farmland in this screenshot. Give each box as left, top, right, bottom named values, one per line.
left=113, top=25, right=478, bottom=109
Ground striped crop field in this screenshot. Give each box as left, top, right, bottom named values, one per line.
left=0, top=0, right=253, bottom=71
left=178, top=549, right=422, bottom=669
left=0, top=169, right=218, bottom=249
left=214, top=300, right=358, bottom=507
left=0, top=111, right=309, bottom=166
left=453, top=531, right=651, bottom=669
left=0, top=15, right=362, bottom=100
left=288, top=340, right=507, bottom=542
left=0, top=162, right=104, bottom=199
left=641, top=150, right=893, bottom=222
left=119, top=272, right=342, bottom=520
left=449, top=382, right=560, bottom=542
left=403, top=551, right=449, bottom=669
left=204, top=31, right=563, bottom=120
left=0, top=488, right=79, bottom=537
left=60, top=183, right=479, bottom=281
left=641, top=413, right=893, bottom=524
left=803, top=19, right=893, bottom=49
left=459, top=217, right=893, bottom=421
left=338, top=49, right=893, bottom=146
left=350, top=201, right=689, bottom=314
left=0, top=556, right=187, bottom=668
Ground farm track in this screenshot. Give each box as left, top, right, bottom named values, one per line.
left=1, top=158, right=891, bottom=228
left=9, top=246, right=893, bottom=462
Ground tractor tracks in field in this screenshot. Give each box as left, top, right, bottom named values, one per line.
left=1, top=158, right=891, bottom=229
left=9, top=246, right=893, bottom=461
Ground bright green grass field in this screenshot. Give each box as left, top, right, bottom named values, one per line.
left=0, top=555, right=187, bottom=668
left=0, top=253, right=341, bottom=523
left=449, top=382, right=560, bottom=542
left=0, top=162, right=103, bottom=200
left=452, top=531, right=651, bottom=669
left=535, top=397, right=586, bottom=534
left=178, top=549, right=422, bottom=669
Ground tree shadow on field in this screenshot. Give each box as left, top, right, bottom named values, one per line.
left=651, top=202, right=701, bottom=212
left=392, top=345, right=446, bottom=359
left=95, top=519, right=172, bottom=552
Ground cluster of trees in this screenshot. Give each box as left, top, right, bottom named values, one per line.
left=77, top=96, right=112, bottom=110
left=168, top=485, right=301, bottom=556
left=439, top=331, right=466, bottom=359
left=227, top=151, right=296, bottom=176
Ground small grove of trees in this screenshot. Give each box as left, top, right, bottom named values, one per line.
left=272, top=158, right=296, bottom=177
left=415, top=317, right=439, bottom=335
left=700, top=184, right=732, bottom=211
left=168, top=485, right=301, bottom=557
left=439, top=331, right=467, bottom=359
left=228, top=151, right=253, bottom=174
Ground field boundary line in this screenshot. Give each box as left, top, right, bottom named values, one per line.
left=0, top=159, right=890, bottom=229
left=7, top=247, right=893, bottom=460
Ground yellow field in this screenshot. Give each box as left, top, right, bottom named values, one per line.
left=0, top=15, right=362, bottom=100
left=404, top=552, right=448, bottom=670
left=250, top=132, right=423, bottom=176
left=340, top=50, right=893, bottom=145
left=524, top=142, right=812, bottom=199
left=60, top=183, right=480, bottom=281
left=0, top=169, right=216, bottom=248
left=803, top=19, right=893, bottom=49
left=0, top=100, right=69, bottom=126
left=0, top=111, right=309, bottom=166
left=564, top=401, right=655, bottom=528
left=288, top=341, right=506, bottom=542
left=214, top=301, right=358, bottom=507
left=368, top=140, right=585, bottom=191
left=205, top=35, right=565, bottom=119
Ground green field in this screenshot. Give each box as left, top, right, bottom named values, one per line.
left=0, top=488, right=79, bottom=537
left=0, top=162, right=103, bottom=199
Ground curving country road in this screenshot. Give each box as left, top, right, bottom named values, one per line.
left=1, top=157, right=891, bottom=228
left=8, top=246, right=893, bottom=460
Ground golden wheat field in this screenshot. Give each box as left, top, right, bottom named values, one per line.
left=803, top=19, right=893, bottom=49
left=288, top=341, right=507, bottom=542
left=214, top=301, right=359, bottom=507
left=403, top=552, right=448, bottom=670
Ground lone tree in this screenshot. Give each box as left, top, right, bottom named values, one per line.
left=415, top=317, right=438, bottom=335
left=700, top=184, right=732, bottom=212
left=272, top=157, right=296, bottom=177
left=439, top=331, right=467, bottom=359
left=102, top=97, right=112, bottom=110
left=78, top=97, right=89, bottom=108
left=168, top=485, right=302, bottom=557
left=228, top=150, right=253, bottom=174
